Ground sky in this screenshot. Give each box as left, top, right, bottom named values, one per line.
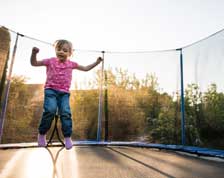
left=1, top=0, right=224, bottom=51
left=1, top=0, right=224, bottom=92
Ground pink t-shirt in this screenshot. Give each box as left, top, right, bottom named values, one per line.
left=42, top=57, right=78, bottom=93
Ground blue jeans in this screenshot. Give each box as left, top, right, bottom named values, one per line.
left=38, top=89, right=72, bottom=137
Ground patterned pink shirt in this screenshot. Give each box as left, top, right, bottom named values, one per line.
left=42, top=57, right=78, bottom=93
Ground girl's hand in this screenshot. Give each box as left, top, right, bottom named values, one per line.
left=97, top=57, right=103, bottom=64
left=32, top=47, right=39, bottom=54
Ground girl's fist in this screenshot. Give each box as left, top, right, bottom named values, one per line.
left=97, top=57, right=103, bottom=64
left=32, top=47, right=39, bottom=54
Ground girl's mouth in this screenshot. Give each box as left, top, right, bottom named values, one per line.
left=57, top=54, right=65, bottom=59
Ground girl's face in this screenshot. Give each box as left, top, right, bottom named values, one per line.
left=55, top=43, right=72, bottom=61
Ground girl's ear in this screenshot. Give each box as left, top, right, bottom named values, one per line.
left=69, top=51, right=73, bottom=58
left=70, top=49, right=75, bottom=57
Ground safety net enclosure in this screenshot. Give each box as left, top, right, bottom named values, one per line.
left=0, top=26, right=224, bottom=151
left=182, top=29, right=224, bottom=149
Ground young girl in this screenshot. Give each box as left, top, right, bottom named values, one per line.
left=30, top=39, right=103, bottom=149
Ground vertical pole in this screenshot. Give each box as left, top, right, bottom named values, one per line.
left=177, top=48, right=186, bottom=145
left=97, top=51, right=105, bottom=141
left=0, top=33, right=20, bottom=143
left=104, top=70, right=108, bottom=141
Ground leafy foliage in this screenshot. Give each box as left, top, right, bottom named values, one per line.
left=0, top=27, right=10, bottom=105
left=1, top=69, right=224, bottom=149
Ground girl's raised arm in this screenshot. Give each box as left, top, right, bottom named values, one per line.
left=30, top=47, right=44, bottom=66
left=76, top=57, right=103, bottom=71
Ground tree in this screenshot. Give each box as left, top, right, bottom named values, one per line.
left=0, top=27, right=10, bottom=106
left=2, top=76, right=40, bottom=143
left=184, top=83, right=203, bottom=146
left=202, top=84, right=224, bottom=148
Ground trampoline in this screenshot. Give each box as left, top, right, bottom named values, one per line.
left=0, top=143, right=224, bottom=178
left=1, top=25, right=224, bottom=178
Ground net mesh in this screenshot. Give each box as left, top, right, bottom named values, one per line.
left=0, top=27, right=224, bottom=149
left=182, top=29, right=224, bottom=148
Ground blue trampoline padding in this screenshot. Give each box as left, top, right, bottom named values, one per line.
left=73, top=141, right=224, bottom=158
left=1, top=141, right=224, bottom=158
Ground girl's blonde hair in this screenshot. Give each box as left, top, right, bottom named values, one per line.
left=54, top=39, right=73, bottom=55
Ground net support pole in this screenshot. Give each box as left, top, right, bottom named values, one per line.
left=104, top=70, right=108, bottom=141
left=177, top=48, right=186, bottom=145
left=97, top=51, right=105, bottom=141
left=0, top=32, right=22, bottom=143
